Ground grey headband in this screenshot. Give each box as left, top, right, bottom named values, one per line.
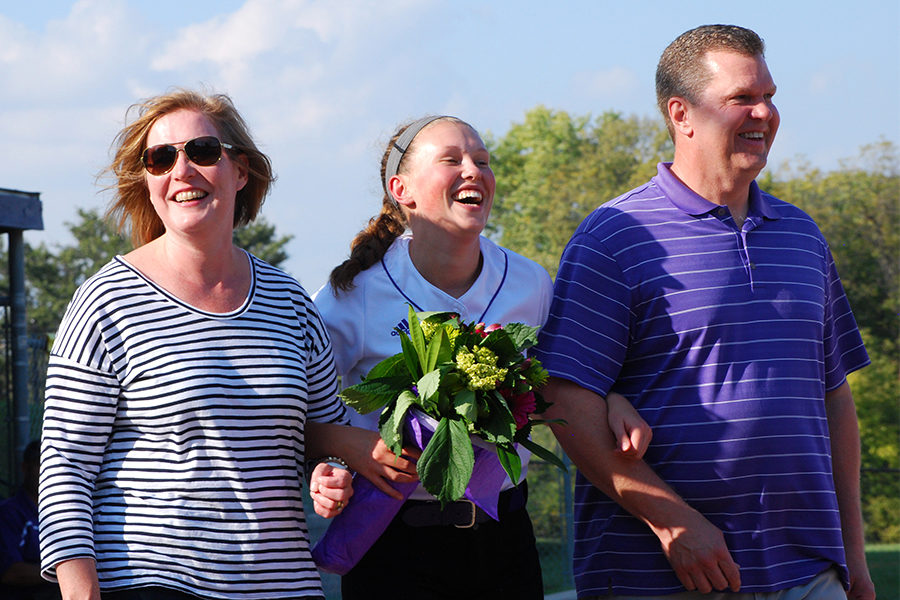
left=384, top=115, right=450, bottom=192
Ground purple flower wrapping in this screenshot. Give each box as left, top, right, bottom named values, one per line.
left=311, top=410, right=510, bottom=574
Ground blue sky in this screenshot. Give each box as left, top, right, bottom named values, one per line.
left=1, top=0, right=897, bottom=290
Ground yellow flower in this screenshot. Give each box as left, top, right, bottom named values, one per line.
left=421, top=319, right=440, bottom=341
left=456, top=345, right=508, bottom=391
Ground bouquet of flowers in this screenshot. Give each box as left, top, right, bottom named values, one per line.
left=311, top=306, right=565, bottom=574
left=340, top=306, right=566, bottom=504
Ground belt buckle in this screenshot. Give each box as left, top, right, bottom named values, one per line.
left=454, top=499, right=477, bottom=529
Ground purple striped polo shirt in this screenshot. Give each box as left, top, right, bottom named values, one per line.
left=536, top=163, right=869, bottom=596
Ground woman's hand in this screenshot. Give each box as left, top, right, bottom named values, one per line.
left=309, top=461, right=354, bottom=518
left=606, top=391, right=652, bottom=459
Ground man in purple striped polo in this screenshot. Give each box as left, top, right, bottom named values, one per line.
left=536, top=24, right=875, bottom=600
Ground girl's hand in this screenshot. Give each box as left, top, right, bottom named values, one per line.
left=606, top=392, right=652, bottom=459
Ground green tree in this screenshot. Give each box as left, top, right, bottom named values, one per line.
left=850, top=336, right=900, bottom=543
left=233, top=218, right=293, bottom=268
left=23, top=208, right=133, bottom=333
left=487, top=106, right=672, bottom=275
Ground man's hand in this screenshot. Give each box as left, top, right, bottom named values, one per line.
left=846, top=567, right=875, bottom=600
left=654, top=511, right=741, bottom=593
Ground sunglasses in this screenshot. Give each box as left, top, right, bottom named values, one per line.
left=141, top=136, right=235, bottom=176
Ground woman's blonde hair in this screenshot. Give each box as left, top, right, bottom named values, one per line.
left=104, top=88, right=275, bottom=246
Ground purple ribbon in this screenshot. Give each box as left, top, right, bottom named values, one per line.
left=311, top=410, right=510, bottom=574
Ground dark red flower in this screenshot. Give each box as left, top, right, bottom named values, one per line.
left=501, top=388, right=537, bottom=429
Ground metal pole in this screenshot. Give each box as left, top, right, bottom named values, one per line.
left=8, top=229, right=31, bottom=485
left=563, top=452, right=574, bottom=578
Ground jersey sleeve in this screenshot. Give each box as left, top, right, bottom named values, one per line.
left=312, top=282, right=366, bottom=382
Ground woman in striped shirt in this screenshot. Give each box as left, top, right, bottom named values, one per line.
left=39, top=89, right=411, bottom=600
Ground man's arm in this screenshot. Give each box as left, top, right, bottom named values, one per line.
left=543, top=376, right=741, bottom=593
left=824, top=381, right=875, bottom=600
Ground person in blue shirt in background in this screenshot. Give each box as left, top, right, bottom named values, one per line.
left=0, top=441, right=59, bottom=600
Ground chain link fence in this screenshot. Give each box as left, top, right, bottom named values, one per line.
left=0, top=305, right=47, bottom=496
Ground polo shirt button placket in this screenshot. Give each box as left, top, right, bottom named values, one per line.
left=739, top=230, right=757, bottom=290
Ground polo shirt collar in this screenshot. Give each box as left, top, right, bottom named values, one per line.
left=653, top=162, right=781, bottom=221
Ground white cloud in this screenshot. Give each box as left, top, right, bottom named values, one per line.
left=0, top=0, right=147, bottom=105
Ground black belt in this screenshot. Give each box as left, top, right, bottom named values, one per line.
left=399, top=482, right=527, bottom=529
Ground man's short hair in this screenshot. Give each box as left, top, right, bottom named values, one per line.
left=656, top=24, right=765, bottom=138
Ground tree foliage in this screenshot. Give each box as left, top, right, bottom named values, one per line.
left=487, top=106, right=672, bottom=276
left=233, top=218, right=292, bottom=268
left=21, top=208, right=133, bottom=334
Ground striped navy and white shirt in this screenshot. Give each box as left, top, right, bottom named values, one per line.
left=535, top=163, right=869, bottom=596
left=39, top=253, right=346, bottom=599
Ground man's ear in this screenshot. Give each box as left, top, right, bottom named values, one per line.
left=668, top=97, right=693, bottom=137
left=388, top=174, right=414, bottom=209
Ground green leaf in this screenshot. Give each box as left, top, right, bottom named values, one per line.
left=436, top=391, right=452, bottom=415
left=379, top=389, right=416, bottom=457
left=340, top=376, right=410, bottom=414
left=520, top=437, right=568, bottom=472
left=417, top=369, right=442, bottom=405
left=502, top=322, right=541, bottom=352
left=480, top=329, right=519, bottom=360
left=453, top=388, right=477, bottom=422
left=417, top=310, right=458, bottom=324
left=418, top=417, right=474, bottom=504
left=440, top=370, right=464, bottom=391
left=495, top=442, right=522, bottom=485
left=424, top=327, right=452, bottom=372
left=478, top=390, right=516, bottom=444
left=407, top=305, right=428, bottom=373
left=365, top=353, right=410, bottom=380
left=398, top=331, right=421, bottom=380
